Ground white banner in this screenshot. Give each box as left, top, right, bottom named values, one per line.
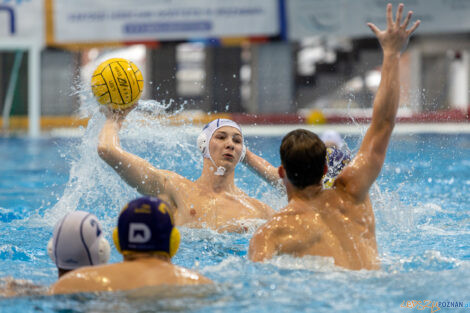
left=51, top=0, right=279, bottom=44
left=0, top=0, right=44, bottom=45
left=288, top=0, right=470, bottom=40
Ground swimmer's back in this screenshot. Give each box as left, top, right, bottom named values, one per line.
left=50, top=258, right=212, bottom=295
left=250, top=188, right=379, bottom=270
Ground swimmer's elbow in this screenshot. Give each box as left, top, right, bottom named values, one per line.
left=97, top=143, right=108, bottom=158
left=97, top=142, right=119, bottom=161
left=97, top=144, right=112, bottom=162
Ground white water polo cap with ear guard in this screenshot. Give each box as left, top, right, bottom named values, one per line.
left=197, top=118, right=246, bottom=175
left=47, top=211, right=110, bottom=270
left=320, top=130, right=346, bottom=150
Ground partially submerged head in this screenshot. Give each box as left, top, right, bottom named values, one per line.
left=280, top=129, right=327, bottom=189
left=320, top=130, right=346, bottom=150
left=113, top=196, right=180, bottom=261
left=323, top=146, right=352, bottom=188
left=48, top=211, right=110, bottom=278
left=197, top=119, right=246, bottom=175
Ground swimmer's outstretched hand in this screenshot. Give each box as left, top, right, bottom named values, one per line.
left=367, top=3, right=420, bottom=55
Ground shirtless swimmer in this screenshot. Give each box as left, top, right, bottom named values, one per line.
left=248, top=3, right=420, bottom=270
left=50, top=196, right=211, bottom=294
left=98, top=115, right=274, bottom=232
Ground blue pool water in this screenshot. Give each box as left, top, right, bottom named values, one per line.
left=1, top=118, right=469, bottom=312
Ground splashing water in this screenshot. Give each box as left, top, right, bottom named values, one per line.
left=2, top=130, right=470, bottom=312
left=2, top=76, right=470, bottom=312
left=36, top=83, right=285, bottom=231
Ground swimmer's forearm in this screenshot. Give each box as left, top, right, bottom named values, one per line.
left=342, top=45, right=401, bottom=199
left=98, top=118, right=122, bottom=155
left=372, top=52, right=400, bottom=128
left=355, top=52, right=399, bottom=176
left=98, top=118, right=129, bottom=169
left=97, top=118, right=163, bottom=195
left=243, top=150, right=280, bottom=186
left=339, top=4, right=419, bottom=200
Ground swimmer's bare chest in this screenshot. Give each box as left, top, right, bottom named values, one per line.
left=171, top=185, right=267, bottom=228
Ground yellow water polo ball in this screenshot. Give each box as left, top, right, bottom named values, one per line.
left=91, top=58, right=144, bottom=110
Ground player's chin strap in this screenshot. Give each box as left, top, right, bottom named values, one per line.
left=214, top=166, right=226, bottom=176
left=209, top=157, right=226, bottom=176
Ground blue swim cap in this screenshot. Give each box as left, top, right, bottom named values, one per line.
left=114, top=197, right=179, bottom=256
left=320, top=130, right=346, bottom=150
left=323, top=147, right=351, bottom=188
left=327, top=147, right=351, bottom=175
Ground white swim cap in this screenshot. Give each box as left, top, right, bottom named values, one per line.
left=197, top=119, right=246, bottom=175
left=47, top=211, right=110, bottom=270
left=320, top=130, right=346, bottom=150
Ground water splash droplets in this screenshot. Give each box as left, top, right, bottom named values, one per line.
left=37, top=85, right=201, bottom=228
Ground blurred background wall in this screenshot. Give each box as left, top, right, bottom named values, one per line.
left=1, top=0, right=469, bottom=133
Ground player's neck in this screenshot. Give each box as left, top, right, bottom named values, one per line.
left=286, top=182, right=322, bottom=202
left=198, top=163, right=236, bottom=193
left=123, top=252, right=170, bottom=263
left=58, top=268, right=71, bottom=278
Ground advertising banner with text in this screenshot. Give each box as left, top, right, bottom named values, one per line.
left=0, top=0, right=44, bottom=45
left=287, top=0, right=470, bottom=40
left=50, top=0, right=279, bottom=45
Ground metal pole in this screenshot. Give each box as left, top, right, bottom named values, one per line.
left=2, top=50, right=23, bottom=131
left=28, top=45, right=41, bottom=137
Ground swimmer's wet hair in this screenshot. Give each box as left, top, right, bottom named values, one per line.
left=280, top=129, right=326, bottom=189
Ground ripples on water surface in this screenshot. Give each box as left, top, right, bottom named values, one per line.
left=0, top=106, right=469, bottom=312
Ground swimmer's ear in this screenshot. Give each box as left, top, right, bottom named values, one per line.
left=278, top=165, right=285, bottom=179
left=169, top=227, right=180, bottom=258
left=98, top=237, right=111, bottom=265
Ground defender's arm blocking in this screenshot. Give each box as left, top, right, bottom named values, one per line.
left=336, top=4, right=420, bottom=201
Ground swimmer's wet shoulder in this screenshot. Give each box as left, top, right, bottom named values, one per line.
left=50, top=259, right=211, bottom=295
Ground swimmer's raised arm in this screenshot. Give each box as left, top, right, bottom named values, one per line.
left=97, top=108, right=184, bottom=205
left=243, top=149, right=284, bottom=190
left=336, top=4, right=420, bottom=201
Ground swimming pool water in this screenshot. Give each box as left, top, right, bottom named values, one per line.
left=1, top=126, right=469, bottom=312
